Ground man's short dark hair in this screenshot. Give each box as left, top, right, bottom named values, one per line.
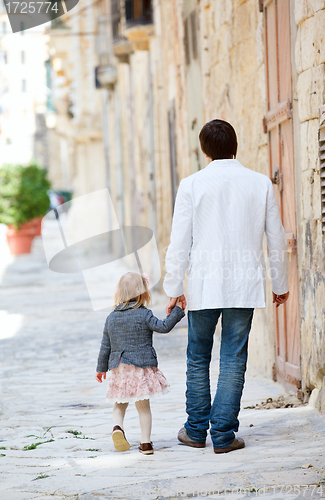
left=199, top=119, right=238, bottom=160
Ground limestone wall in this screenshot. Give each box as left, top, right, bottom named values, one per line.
left=294, top=0, right=325, bottom=409
left=47, top=0, right=325, bottom=410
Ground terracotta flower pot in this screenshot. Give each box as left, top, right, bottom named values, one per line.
left=21, top=220, right=38, bottom=234
left=34, top=217, right=43, bottom=237
left=6, top=224, right=36, bottom=255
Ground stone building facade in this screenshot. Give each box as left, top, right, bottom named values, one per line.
left=48, top=0, right=325, bottom=411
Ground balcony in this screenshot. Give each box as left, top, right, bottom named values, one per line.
left=123, top=0, right=154, bottom=51
left=111, top=0, right=154, bottom=57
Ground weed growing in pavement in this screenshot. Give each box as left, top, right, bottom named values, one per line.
left=0, top=454, right=5, bottom=457
left=86, top=449, right=99, bottom=452
left=66, top=430, right=82, bottom=436
left=33, top=474, right=50, bottom=481
left=87, top=456, right=97, bottom=458
left=0, top=447, right=6, bottom=450
left=66, top=430, right=95, bottom=440
left=27, top=427, right=53, bottom=439
left=23, top=439, right=54, bottom=451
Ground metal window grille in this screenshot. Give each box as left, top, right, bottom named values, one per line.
left=320, top=106, right=325, bottom=233
left=125, top=0, right=134, bottom=20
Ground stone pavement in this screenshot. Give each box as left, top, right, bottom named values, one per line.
left=0, top=221, right=325, bottom=500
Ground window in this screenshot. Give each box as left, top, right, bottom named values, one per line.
left=125, top=0, right=152, bottom=26
left=22, top=79, right=26, bottom=92
left=21, top=50, right=25, bottom=64
left=2, top=21, right=6, bottom=34
left=20, top=21, right=24, bottom=34
left=6, top=138, right=11, bottom=145
left=3, top=50, right=7, bottom=64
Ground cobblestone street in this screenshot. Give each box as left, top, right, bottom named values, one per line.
left=0, top=222, right=325, bottom=500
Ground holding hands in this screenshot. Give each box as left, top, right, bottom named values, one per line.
left=166, top=294, right=187, bottom=316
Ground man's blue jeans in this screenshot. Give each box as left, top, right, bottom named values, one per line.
left=184, top=308, right=254, bottom=449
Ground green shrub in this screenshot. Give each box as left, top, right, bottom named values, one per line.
left=0, top=162, right=51, bottom=229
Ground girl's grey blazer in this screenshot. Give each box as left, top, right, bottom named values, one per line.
left=96, top=302, right=185, bottom=372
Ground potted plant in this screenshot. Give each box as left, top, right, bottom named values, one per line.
left=28, top=162, right=52, bottom=236
left=0, top=163, right=51, bottom=255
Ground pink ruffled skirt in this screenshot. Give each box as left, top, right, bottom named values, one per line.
left=106, top=361, right=169, bottom=403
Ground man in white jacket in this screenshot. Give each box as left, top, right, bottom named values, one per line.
left=163, top=119, right=289, bottom=453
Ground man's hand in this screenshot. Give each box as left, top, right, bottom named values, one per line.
left=166, top=294, right=187, bottom=315
left=96, top=372, right=106, bottom=383
left=273, top=291, right=289, bottom=308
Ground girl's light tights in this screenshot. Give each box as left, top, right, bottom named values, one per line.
left=112, top=399, right=152, bottom=444
left=135, top=399, right=152, bottom=444
left=112, top=402, right=128, bottom=429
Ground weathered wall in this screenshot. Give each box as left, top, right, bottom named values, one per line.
left=48, top=0, right=106, bottom=199
left=294, top=0, right=325, bottom=409
left=47, top=0, right=325, bottom=410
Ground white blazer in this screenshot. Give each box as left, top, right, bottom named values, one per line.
left=163, top=159, right=289, bottom=310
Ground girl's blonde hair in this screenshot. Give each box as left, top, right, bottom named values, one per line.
left=114, top=272, right=151, bottom=309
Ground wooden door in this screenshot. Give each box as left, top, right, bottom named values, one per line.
left=262, top=0, right=301, bottom=392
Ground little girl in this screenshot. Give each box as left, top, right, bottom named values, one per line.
left=96, top=272, right=185, bottom=455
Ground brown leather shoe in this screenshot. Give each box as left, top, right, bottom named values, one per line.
left=178, top=427, right=206, bottom=448
left=139, top=442, right=154, bottom=455
left=112, top=425, right=130, bottom=452
left=214, top=437, right=245, bottom=454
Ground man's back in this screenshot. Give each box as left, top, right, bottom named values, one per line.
left=163, top=159, right=289, bottom=310
left=164, top=119, right=290, bottom=454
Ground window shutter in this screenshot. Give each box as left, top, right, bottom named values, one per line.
left=320, top=106, right=325, bottom=232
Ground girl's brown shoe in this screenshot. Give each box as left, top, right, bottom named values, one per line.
left=139, top=442, right=154, bottom=455
left=112, top=425, right=130, bottom=452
